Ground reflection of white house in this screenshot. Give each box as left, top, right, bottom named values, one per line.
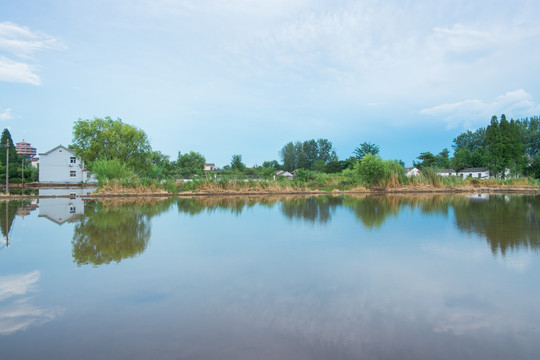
left=39, top=145, right=97, bottom=184
left=404, top=167, right=421, bottom=177
left=38, top=188, right=95, bottom=225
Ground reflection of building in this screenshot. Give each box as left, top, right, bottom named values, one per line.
left=16, top=200, right=39, bottom=218
left=15, top=139, right=37, bottom=159
left=38, top=145, right=97, bottom=184
left=38, top=188, right=96, bottom=225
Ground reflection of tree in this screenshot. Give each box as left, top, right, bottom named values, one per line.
left=175, top=196, right=282, bottom=216
left=280, top=196, right=341, bottom=223
left=72, top=199, right=173, bottom=266
left=0, top=200, right=31, bottom=240
left=453, top=195, right=540, bottom=255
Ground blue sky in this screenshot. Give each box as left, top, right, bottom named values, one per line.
left=1, top=0, right=540, bottom=167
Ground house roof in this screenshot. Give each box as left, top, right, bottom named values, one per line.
left=38, top=145, right=75, bottom=156
left=458, top=167, right=489, bottom=172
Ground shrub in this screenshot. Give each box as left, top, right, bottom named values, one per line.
left=92, top=159, right=135, bottom=182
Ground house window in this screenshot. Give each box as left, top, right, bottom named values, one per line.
left=70, top=171, right=77, bottom=177
left=70, top=157, right=76, bottom=164
left=87, top=172, right=91, bottom=179
left=478, top=173, right=481, bottom=178
left=69, top=205, right=76, bottom=213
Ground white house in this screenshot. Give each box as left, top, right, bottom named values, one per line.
left=457, top=167, right=491, bottom=179
left=39, top=145, right=97, bottom=184
left=403, top=167, right=421, bottom=177
left=275, top=170, right=294, bottom=180
left=204, top=163, right=215, bottom=171
left=436, top=169, right=458, bottom=177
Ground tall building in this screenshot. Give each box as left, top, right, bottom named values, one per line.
left=15, top=139, right=37, bottom=158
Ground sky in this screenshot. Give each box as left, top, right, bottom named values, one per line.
left=1, top=0, right=540, bottom=167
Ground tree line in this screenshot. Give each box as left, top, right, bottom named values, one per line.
left=414, top=114, right=540, bottom=178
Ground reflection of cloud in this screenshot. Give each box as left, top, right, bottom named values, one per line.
left=0, top=271, right=63, bottom=335
left=0, top=271, right=39, bottom=302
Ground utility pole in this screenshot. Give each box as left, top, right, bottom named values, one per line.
left=21, top=158, right=24, bottom=194
left=5, top=140, right=8, bottom=195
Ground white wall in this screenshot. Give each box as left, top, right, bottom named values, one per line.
left=39, top=146, right=96, bottom=183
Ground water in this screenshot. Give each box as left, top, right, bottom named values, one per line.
left=0, top=194, right=539, bottom=360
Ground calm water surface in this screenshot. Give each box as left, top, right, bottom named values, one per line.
left=0, top=194, right=539, bottom=360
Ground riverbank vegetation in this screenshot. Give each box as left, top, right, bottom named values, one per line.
left=2, top=114, right=540, bottom=195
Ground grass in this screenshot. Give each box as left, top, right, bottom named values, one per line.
left=91, top=171, right=540, bottom=196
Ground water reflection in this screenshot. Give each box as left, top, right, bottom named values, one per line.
left=71, top=200, right=156, bottom=266
left=0, top=271, right=62, bottom=335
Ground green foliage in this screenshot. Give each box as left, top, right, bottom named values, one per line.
left=261, top=160, right=282, bottom=170
left=92, top=159, right=135, bottom=182
left=355, top=154, right=406, bottom=188
left=355, top=154, right=385, bottom=187
left=486, top=114, right=524, bottom=178
left=413, top=148, right=451, bottom=169
left=0, top=128, right=25, bottom=181
left=353, top=142, right=380, bottom=161
left=72, top=117, right=152, bottom=172
left=231, top=154, right=246, bottom=172
left=280, top=138, right=336, bottom=172
left=177, top=151, right=206, bottom=177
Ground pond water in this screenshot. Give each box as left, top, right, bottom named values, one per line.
left=0, top=194, right=539, bottom=360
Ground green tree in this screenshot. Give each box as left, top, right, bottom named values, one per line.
left=0, top=129, right=23, bottom=181
left=177, top=151, right=206, bottom=177
left=354, top=142, right=380, bottom=161
left=230, top=154, right=246, bottom=172
left=72, top=117, right=152, bottom=171
left=486, top=114, right=524, bottom=178
left=262, top=160, right=282, bottom=170
left=280, top=142, right=297, bottom=172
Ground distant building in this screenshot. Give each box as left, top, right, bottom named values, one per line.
left=38, top=145, right=97, bottom=184
left=403, top=167, right=421, bottom=177
left=275, top=170, right=294, bottom=180
left=457, top=167, right=491, bottom=179
left=437, top=169, right=457, bottom=177
left=15, top=139, right=37, bottom=159
left=204, top=163, right=216, bottom=171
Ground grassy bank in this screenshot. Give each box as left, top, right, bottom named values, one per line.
left=93, top=171, right=540, bottom=196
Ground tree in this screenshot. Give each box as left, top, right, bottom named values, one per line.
left=354, top=142, right=380, bottom=161
left=262, top=160, right=282, bottom=170
left=0, top=129, right=23, bottom=181
left=72, top=117, right=152, bottom=171
left=280, top=142, right=297, bottom=172
left=486, top=114, right=524, bottom=178
left=230, top=154, right=246, bottom=172
left=177, top=151, right=206, bottom=176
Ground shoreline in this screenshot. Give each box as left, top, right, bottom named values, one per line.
left=1, top=185, right=539, bottom=200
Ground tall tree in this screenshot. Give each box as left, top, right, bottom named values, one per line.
left=280, top=142, right=297, bottom=172
left=177, top=151, right=206, bottom=176
left=230, top=154, right=246, bottom=172
left=72, top=117, right=152, bottom=171
left=486, top=114, right=524, bottom=178
left=0, top=129, right=23, bottom=181
left=354, top=142, right=380, bottom=161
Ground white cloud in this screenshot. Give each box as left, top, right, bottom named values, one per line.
left=0, top=271, right=62, bottom=335
left=0, top=22, right=62, bottom=58
left=0, top=107, right=13, bottom=121
left=420, top=90, right=540, bottom=129
left=0, top=22, right=63, bottom=85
